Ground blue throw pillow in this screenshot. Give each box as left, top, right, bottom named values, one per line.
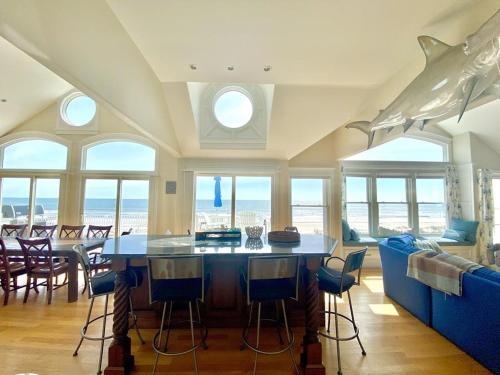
left=342, top=219, right=351, bottom=241
left=350, top=229, right=360, bottom=241
left=450, top=218, right=479, bottom=243
left=441, top=228, right=467, bottom=242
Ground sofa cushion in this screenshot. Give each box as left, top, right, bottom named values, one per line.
left=342, top=220, right=351, bottom=241
left=441, top=228, right=467, bottom=242
left=472, top=267, right=500, bottom=284
left=450, top=218, right=479, bottom=243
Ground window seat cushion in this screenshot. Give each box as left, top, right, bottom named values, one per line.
left=432, top=237, right=475, bottom=247
left=343, top=236, right=379, bottom=247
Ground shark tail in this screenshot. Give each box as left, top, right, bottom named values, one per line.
left=345, top=121, right=375, bottom=148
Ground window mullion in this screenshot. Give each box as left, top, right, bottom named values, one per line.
left=115, top=178, right=122, bottom=237
left=28, top=177, right=36, bottom=230
left=231, top=176, right=236, bottom=228
left=370, top=176, right=378, bottom=237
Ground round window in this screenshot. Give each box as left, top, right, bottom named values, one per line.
left=61, top=93, right=97, bottom=126
left=214, top=90, right=253, bottom=128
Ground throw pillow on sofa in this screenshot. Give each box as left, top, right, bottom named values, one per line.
left=350, top=228, right=360, bottom=241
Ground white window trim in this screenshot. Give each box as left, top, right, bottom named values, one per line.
left=192, top=172, right=276, bottom=232
left=79, top=174, right=155, bottom=237
left=343, top=162, right=447, bottom=236
left=80, top=133, right=159, bottom=175
left=288, top=168, right=335, bottom=236
left=56, top=90, right=99, bottom=135
left=0, top=131, right=71, bottom=171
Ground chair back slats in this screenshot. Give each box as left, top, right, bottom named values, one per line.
left=1, top=224, right=27, bottom=238
left=59, top=225, right=86, bottom=239
left=149, top=256, right=203, bottom=280
left=87, top=225, right=112, bottom=239
left=0, top=238, right=7, bottom=269
left=17, top=237, right=53, bottom=270
left=248, top=256, right=298, bottom=280
left=30, top=225, right=57, bottom=238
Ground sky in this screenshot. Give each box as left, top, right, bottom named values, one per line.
left=214, top=90, right=253, bottom=128
left=345, top=137, right=444, bottom=162
left=65, top=95, right=96, bottom=126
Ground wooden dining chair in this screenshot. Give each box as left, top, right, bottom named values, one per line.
left=0, top=238, right=26, bottom=305
left=59, top=225, right=86, bottom=239
left=30, top=224, right=58, bottom=238
left=17, top=237, right=69, bottom=304
left=87, top=225, right=112, bottom=239
left=1, top=224, right=28, bottom=238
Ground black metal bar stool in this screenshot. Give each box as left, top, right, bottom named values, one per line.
left=318, top=247, right=368, bottom=375
left=147, top=255, right=208, bottom=375
left=241, top=255, right=301, bottom=375
left=72, top=245, right=144, bottom=375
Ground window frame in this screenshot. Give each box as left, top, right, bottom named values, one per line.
left=492, top=176, right=500, bottom=243
left=0, top=134, right=70, bottom=172
left=343, top=161, right=447, bottom=237
left=79, top=175, right=154, bottom=237
left=288, top=168, right=334, bottom=236
left=345, top=175, right=371, bottom=235
left=80, top=135, right=158, bottom=175
left=192, top=172, right=275, bottom=233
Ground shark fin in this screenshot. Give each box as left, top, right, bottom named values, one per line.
left=458, top=77, right=478, bottom=122
left=417, top=36, right=451, bottom=65
left=416, top=120, right=429, bottom=131
left=402, top=119, right=415, bottom=133
left=345, top=120, right=375, bottom=148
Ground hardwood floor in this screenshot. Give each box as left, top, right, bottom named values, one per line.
left=0, top=271, right=491, bottom=375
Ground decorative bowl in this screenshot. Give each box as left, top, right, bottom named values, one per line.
left=245, top=226, right=263, bottom=239
left=245, top=238, right=264, bottom=250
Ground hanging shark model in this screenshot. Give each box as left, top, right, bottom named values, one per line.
left=346, top=10, right=500, bottom=148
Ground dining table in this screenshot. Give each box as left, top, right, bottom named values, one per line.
left=99, top=233, right=338, bottom=375
left=3, top=237, right=106, bottom=303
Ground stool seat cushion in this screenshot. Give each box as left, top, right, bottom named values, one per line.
left=90, top=270, right=116, bottom=296
left=318, top=267, right=356, bottom=294
left=151, top=274, right=211, bottom=302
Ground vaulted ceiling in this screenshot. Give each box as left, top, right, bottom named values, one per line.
left=0, top=0, right=499, bottom=159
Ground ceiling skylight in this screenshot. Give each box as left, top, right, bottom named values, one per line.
left=213, top=90, right=253, bottom=128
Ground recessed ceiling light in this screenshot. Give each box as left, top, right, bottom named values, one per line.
left=264, top=65, right=272, bottom=72
left=227, top=65, right=234, bottom=71
left=189, top=64, right=197, bottom=70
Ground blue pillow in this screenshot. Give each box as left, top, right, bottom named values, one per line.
left=387, top=233, right=416, bottom=249
left=450, top=218, right=479, bottom=243
left=441, top=228, right=467, bottom=242
left=350, top=229, right=360, bottom=241
left=342, top=219, right=351, bottom=241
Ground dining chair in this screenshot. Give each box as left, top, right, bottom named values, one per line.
left=30, top=224, right=58, bottom=238
left=86, top=225, right=113, bottom=277
left=17, top=237, right=69, bottom=304
left=87, top=225, right=113, bottom=239
left=240, top=255, right=301, bottom=375
left=59, top=224, right=86, bottom=239
left=1, top=224, right=28, bottom=238
left=0, top=238, right=26, bottom=305
left=318, top=248, right=368, bottom=375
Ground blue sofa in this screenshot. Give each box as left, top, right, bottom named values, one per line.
left=379, top=235, right=500, bottom=373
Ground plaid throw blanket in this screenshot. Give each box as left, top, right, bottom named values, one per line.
left=407, top=250, right=483, bottom=296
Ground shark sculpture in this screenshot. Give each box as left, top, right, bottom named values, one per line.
left=346, top=10, right=500, bottom=148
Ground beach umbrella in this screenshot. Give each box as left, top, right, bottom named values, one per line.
left=214, top=176, right=222, bottom=207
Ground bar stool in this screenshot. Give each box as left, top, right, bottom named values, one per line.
left=318, top=248, right=368, bottom=375
left=147, top=255, right=208, bottom=375
left=241, top=255, right=301, bottom=375
left=72, top=245, right=144, bottom=375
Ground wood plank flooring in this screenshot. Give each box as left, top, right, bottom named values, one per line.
left=0, top=271, right=491, bottom=375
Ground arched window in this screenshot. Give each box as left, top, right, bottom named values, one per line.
left=2, top=139, right=68, bottom=169
left=345, top=137, right=447, bottom=162
left=83, top=141, right=156, bottom=171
